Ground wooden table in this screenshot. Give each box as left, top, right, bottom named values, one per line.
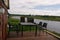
left=20, top=22, right=37, bottom=37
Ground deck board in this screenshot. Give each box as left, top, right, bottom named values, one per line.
left=7, top=31, right=58, bottom=40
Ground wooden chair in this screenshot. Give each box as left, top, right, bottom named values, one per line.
left=42, top=23, right=47, bottom=35
left=38, top=22, right=43, bottom=35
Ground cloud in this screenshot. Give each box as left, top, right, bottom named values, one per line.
left=34, top=4, right=60, bottom=10
left=8, top=8, right=60, bottom=16
left=10, top=0, right=60, bottom=9
left=8, top=0, right=60, bottom=16
left=12, top=0, right=60, bottom=5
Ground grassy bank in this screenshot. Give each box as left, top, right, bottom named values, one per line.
left=46, top=30, right=60, bottom=39
left=25, top=15, right=60, bottom=21
left=10, top=14, right=60, bottom=21
left=49, top=31, right=60, bottom=37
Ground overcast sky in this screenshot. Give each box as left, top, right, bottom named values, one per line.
left=8, top=0, right=60, bottom=16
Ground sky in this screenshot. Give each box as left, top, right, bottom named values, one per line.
left=8, top=0, right=60, bottom=16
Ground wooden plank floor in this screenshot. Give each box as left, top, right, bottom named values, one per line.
left=0, top=26, right=2, bottom=40
left=7, top=31, right=58, bottom=40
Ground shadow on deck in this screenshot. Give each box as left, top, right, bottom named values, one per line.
left=7, top=31, right=58, bottom=40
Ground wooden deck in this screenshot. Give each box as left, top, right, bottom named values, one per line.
left=0, top=26, right=59, bottom=40
left=7, top=31, right=58, bottom=40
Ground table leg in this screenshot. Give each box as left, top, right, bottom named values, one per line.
left=21, top=25, right=23, bottom=37
left=35, top=25, right=37, bottom=36
left=30, top=25, right=31, bottom=32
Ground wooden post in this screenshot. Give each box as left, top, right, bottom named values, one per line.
left=0, top=2, right=8, bottom=40
left=2, top=13, right=8, bottom=40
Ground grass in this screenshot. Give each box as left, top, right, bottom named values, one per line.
left=8, top=17, right=39, bottom=31
left=9, top=14, right=60, bottom=21
left=8, top=17, right=20, bottom=25
left=10, top=26, right=37, bottom=31
left=46, top=30, right=60, bottom=37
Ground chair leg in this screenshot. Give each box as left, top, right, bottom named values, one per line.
left=39, top=29, right=41, bottom=36
left=16, top=32, right=19, bottom=37
left=8, top=31, right=10, bottom=37
left=39, top=27, right=42, bottom=36
left=43, top=30, right=44, bottom=35
left=46, top=29, right=47, bottom=36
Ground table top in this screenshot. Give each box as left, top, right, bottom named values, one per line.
left=20, top=22, right=36, bottom=25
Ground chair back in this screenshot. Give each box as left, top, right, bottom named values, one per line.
left=42, top=23, right=47, bottom=28
left=27, top=17, right=34, bottom=23
left=39, top=22, right=42, bottom=26
left=20, top=16, right=25, bottom=22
